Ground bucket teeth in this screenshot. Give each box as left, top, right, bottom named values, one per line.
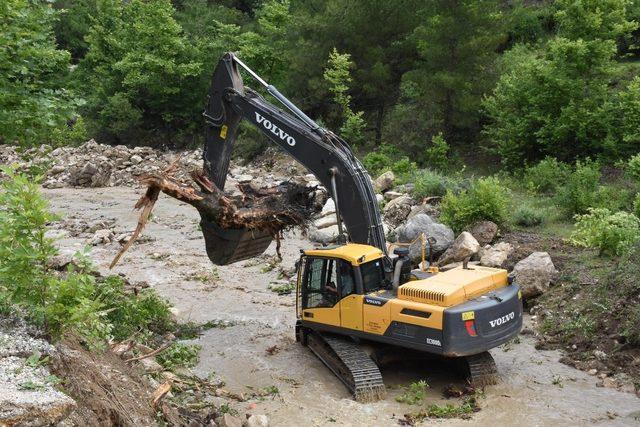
left=307, top=332, right=386, bottom=402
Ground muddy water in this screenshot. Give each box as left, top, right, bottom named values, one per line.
left=44, top=187, right=640, bottom=426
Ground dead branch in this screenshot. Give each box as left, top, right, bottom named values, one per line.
left=125, top=341, right=173, bottom=363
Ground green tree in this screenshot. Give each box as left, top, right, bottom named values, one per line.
left=483, top=0, right=638, bottom=166
left=0, top=0, right=79, bottom=145
left=79, top=0, right=202, bottom=145
left=53, top=0, right=97, bottom=61
left=398, top=0, right=507, bottom=144
left=323, top=48, right=366, bottom=144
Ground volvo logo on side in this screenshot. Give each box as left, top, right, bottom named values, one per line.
left=489, top=312, right=515, bottom=328
left=255, top=112, right=296, bottom=146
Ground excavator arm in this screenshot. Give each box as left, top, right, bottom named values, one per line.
left=201, top=52, right=386, bottom=264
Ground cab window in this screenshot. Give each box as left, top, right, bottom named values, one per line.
left=360, top=259, right=386, bottom=293
left=303, top=257, right=339, bottom=308
left=338, top=260, right=356, bottom=298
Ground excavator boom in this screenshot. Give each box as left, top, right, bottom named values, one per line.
left=202, top=52, right=386, bottom=265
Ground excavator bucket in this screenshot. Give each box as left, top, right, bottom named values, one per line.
left=200, top=53, right=274, bottom=265
left=200, top=219, right=273, bottom=265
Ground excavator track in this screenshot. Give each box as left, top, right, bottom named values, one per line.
left=464, top=351, right=498, bottom=387
left=307, top=332, right=386, bottom=402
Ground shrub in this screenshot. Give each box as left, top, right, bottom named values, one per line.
left=512, top=205, right=546, bottom=227
left=423, top=133, right=450, bottom=171
left=440, top=177, right=509, bottom=232
left=391, top=157, right=418, bottom=182
left=570, top=208, right=640, bottom=256
left=628, top=154, right=640, bottom=183
left=555, top=159, right=601, bottom=217
left=411, top=169, right=461, bottom=198
left=363, top=151, right=393, bottom=177
left=523, top=157, right=570, bottom=194
left=97, top=276, right=175, bottom=341
left=396, top=380, right=429, bottom=405
left=49, top=116, right=88, bottom=147
left=157, top=342, right=201, bottom=370
left=0, top=168, right=176, bottom=349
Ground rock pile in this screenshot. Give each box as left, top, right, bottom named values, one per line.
left=0, top=140, right=203, bottom=188
left=0, top=320, right=75, bottom=426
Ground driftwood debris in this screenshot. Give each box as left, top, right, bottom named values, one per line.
left=110, top=160, right=316, bottom=268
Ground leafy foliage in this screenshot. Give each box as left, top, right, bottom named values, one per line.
left=411, top=169, right=462, bottom=199
left=78, top=0, right=202, bottom=144
left=423, top=133, right=450, bottom=171
left=156, top=342, right=201, bottom=370
left=628, top=153, right=640, bottom=183
left=523, top=157, right=571, bottom=195
left=440, top=177, right=509, bottom=231
left=396, top=380, right=429, bottom=405
left=483, top=0, right=638, bottom=166
left=555, top=159, right=601, bottom=217
left=0, top=0, right=80, bottom=145
left=0, top=169, right=176, bottom=348
left=513, top=205, right=546, bottom=227
left=570, top=208, right=640, bottom=256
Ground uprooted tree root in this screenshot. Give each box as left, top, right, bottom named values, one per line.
left=110, top=160, right=316, bottom=268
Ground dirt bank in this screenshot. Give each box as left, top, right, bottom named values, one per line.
left=44, top=187, right=640, bottom=426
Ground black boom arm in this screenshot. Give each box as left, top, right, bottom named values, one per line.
left=203, top=53, right=386, bottom=254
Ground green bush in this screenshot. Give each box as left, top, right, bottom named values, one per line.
left=157, top=342, right=201, bottom=370
left=512, top=204, right=546, bottom=227
left=556, top=159, right=601, bottom=217
left=0, top=168, right=176, bottom=349
left=391, top=157, right=418, bottom=182
left=570, top=208, right=640, bottom=256
left=440, top=177, right=509, bottom=232
left=523, top=157, right=570, bottom=194
left=634, top=193, right=640, bottom=218
left=628, top=154, right=640, bottom=183
left=411, top=169, right=461, bottom=198
left=97, top=276, right=175, bottom=341
left=423, top=133, right=450, bottom=171
left=363, top=151, right=393, bottom=177
left=49, top=116, right=88, bottom=147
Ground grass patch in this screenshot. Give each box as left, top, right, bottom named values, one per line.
left=406, top=394, right=481, bottom=421
left=395, top=380, right=429, bottom=405
left=268, top=281, right=295, bottom=295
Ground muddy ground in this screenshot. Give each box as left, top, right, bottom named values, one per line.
left=44, top=186, right=640, bottom=426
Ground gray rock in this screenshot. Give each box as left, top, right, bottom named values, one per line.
left=374, top=171, right=395, bottom=193
left=90, top=229, right=114, bottom=245
left=480, top=242, right=514, bottom=269
left=375, top=194, right=384, bottom=205
left=396, top=214, right=454, bottom=264
left=437, top=232, right=480, bottom=266
left=383, top=191, right=404, bottom=201
left=219, top=413, right=243, bottom=427
left=246, top=414, right=269, bottom=427
left=320, top=199, right=336, bottom=217
left=130, top=154, right=143, bottom=164
left=408, top=203, right=439, bottom=220
left=308, top=225, right=339, bottom=244
left=467, top=221, right=498, bottom=246
left=235, top=174, right=253, bottom=183
left=139, top=357, right=163, bottom=373
left=314, top=214, right=337, bottom=230
left=511, top=252, right=558, bottom=299
left=383, top=195, right=413, bottom=227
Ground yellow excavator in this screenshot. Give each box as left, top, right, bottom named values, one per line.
left=200, top=53, right=523, bottom=401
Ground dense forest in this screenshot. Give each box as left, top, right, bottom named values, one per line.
left=1, top=0, right=639, bottom=168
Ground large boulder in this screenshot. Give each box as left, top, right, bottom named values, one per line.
left=511, top=252, right=558, bottom=299
left=396, top=214, right=454, bottom=264
left=374, top=171, right=395, bottom=193
left=437, top=232, right=480, bottom=266
left=480, top=242, right=514, bottom=268
left=383, top=195, right=414, bottom=227
left=320, top=199, right=336, bottom=217
left=467, top=221, right=498, bottom=246
left=308, top=225, right=339, bottom=244
left=314, top=214, right=337, bottom=229
left=408, top=203, right=439, bottom=220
